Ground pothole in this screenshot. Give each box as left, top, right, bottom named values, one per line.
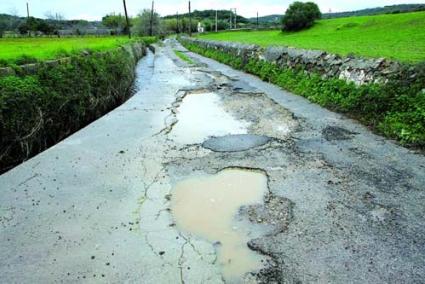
left=322, top=126, right=356, bottom=141
left=169, top=92, right=249, bottom=144
left=171, top=168, right=268, bottom=281
left=202, top=134, right=272, bottom=152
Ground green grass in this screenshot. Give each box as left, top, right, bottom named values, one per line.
left=174, top=49, right=194, bottom=64
left=0, top=36, right=155, bottom=66
left=198, top=11, right=425, bottom=62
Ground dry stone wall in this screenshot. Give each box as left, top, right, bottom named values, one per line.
left=180, top=36, right=408, bottom=85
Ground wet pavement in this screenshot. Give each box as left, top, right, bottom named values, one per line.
left=0, top=39, right=424, bottom=283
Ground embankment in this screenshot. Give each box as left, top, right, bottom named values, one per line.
left=179, top=36, right=425, bottom=148
left=0, top=41, right=148, bottom=173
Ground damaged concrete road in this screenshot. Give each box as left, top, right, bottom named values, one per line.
left=1, top=39, right=425, bottom=283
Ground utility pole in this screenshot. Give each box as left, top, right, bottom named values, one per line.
left=215, top=10, right=218, bottom=32
left=176, top=12, right=179, bottom=34
left=149, top=1, right=154, bottom=36
left=26, top=2, right=30, bottom=37
left=122, top=0, right=131, bottom=38
left=257, top=11, right=259, bottom=29
left=229, top=10, right=232, bottom=30
left=188, top=1, right=192, bottom=36
left=234, top=8, right=237, bottom=29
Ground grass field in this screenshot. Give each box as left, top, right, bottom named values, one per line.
left=0, top=37, right=147, bottom=65
left=198, top=11, right=425, bottom=62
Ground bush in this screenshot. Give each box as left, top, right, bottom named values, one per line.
left=0, top=43, right=145, bottom=173
left=282, top=2, right=321, bottom=31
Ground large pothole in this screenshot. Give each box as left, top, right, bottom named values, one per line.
left=170, top=168, right=268, bottom=281
left=169, top=92, right=249, bottom=144
left=202, top=134, right=272, bottom=152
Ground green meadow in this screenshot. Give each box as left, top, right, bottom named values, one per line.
left=0, top=36, right=155, bottom=65
left=198, top=11, right=425, bottom=62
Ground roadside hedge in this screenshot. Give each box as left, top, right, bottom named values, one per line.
left=0, top=42, right=148, bottom=173
left=181, top=41, right=425, bottom=148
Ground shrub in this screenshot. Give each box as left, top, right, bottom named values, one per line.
left=14, top=55, right=38, bottom=65
left=0, top=43, right=145, bottom=173
left=282, top=2, right=321, bottom=31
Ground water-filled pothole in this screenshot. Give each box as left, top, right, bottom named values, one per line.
left=170, top=92, right=249, bottom=144
left=171, top=168, right=268, bottom=281
left=202, top=134, right=272, bottom=152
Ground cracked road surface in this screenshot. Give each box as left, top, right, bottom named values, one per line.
left=1, top=39, right=425, bottom=283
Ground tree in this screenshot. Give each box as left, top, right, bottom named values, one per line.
left=282, top=1, right=321, bottom=31
left=102, top=13, right=127, bottom=33
left=44, top=11, right=65, bottom=21
left=132, top=9, right=161, bottom=36
left=18, top=17, right=55, bottom=35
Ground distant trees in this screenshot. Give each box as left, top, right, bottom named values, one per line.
left=162, top=17, right=198, bottom=34
left=162, top=10, right=248, bottom=32
left=102, top=13, right=127, bottom=34
left=0, top=14, right=22, bottom=37
left=132, top=9, right=161, bottom=36
left=0, top=20, right=7, bottom=38
left=18, top=17, right=55, bottom=35
left=282, top=2, right=321, bottom=31
left=44, top=11, right=65, bottom=21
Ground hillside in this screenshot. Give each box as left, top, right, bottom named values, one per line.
left=248, top=15, right=281, bottom=24
left=199, top=11, right=425, bottom=62
left=249, top=4, right=425, bottom=23
left=0, top=13, right=105, bottom=36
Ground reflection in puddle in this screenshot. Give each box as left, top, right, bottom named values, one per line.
left=170, top=92, right=248, bottom=144
left=171, top=168, right=267, bottom=281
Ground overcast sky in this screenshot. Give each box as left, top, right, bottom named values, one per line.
left=1, top=0, right=424, bottom=20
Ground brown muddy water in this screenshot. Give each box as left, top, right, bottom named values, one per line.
left=171, top=168, right=268, bottom=281
left=170, top=92, right=249, bottom=144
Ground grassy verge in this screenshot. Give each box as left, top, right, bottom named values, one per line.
left=182, top=41, right=425, bottom=148
left=198, top=11, right=425, bottom=63
left=0, top=36, right=157, bottom=66
left=0, top=39, right=155, bottom=173
left=174, top=49, right=194, bottom=64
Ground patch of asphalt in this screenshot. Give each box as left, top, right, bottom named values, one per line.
left=322, top=125, right=357, bottom=141
left=202, top=134, right=272, bottom=152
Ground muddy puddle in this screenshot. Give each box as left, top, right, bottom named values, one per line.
left=171, top=168, right=268, bottom=281
left=170, top=92, right=249, bottom=144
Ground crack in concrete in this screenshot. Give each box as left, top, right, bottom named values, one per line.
left=16, top=173, right=40, bottom=188
left=178, top=235, right=187, bottom=284
left=178, top=232, right=204, bottom=260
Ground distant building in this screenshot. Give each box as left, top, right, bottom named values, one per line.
left=197, top=22, right=204, bottom=33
